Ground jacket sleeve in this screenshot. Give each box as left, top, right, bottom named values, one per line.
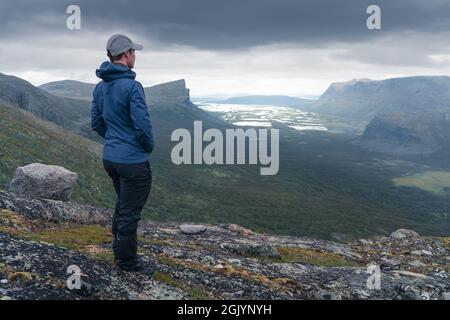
left=129, top=82, right=155, bottom=153
left=91, top=87, right=107, bottom=138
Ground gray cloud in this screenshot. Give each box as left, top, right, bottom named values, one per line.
left=1, top=0, right=450, bottom=50
left=1, top=0, right=450, bottom=95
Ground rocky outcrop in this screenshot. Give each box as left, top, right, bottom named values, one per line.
left=0, top=232, right=186, bottom=300
left=0, top=205, right=448, bottom=300
left=7, top=163, right=78, bottom=201
left=145, top=79, right=197, bottom=109
left=37, top=78, right=197, bottom=110
left=1, top=164, right=110, bottom=224
left=0, top=190, right=111, bottom=224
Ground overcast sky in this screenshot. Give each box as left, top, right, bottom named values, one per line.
left=1, top=0, right=450, bottom=97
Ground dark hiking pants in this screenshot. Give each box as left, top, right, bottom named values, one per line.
left=103, top=159, right=152, bottom=269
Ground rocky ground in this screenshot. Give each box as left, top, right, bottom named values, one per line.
left=0, top=191, right=449, bottom=300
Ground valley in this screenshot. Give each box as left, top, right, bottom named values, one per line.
left=0, top=74, right=449, bottom=240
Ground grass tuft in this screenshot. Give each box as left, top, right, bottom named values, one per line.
left=276, top=246, right=358, bottom=267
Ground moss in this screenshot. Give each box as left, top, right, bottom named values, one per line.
left=1, top=262, right=67, bottom=289
left=153, top=271, right=212, bottom=300
left=244, top=245, right=359, bottom=267
left=0, top=209, right=11, bottom=221
left=0, top=209, right=45, bottom=236
left=153, top=271, right=180, bottom=287
left=91, top=250, right=115, bottom=264
left=0, top=263, right=37, bottom=283
left=26, top=225, right=111, bottom=250
left=276, top=246, right=358, bottom=267
left=209, top=263, right=291, bottom=290
left=157, top=254, right=293, bottom=292
left=0, top=263, right=8, bottom=273
left=8, top=271, right=34, bottom=282
left=441, top=237, right=450, bottom=249
left=0, top=209, right=23, bottom=230
left=0, top=210, right=114, bottom=263
left=139, top=237, right=175, bottom=247
left=26, top=224, right=115, bottom=265
left=187, top=287, right=211, bottom=300
left=156, top=254, right=182, bottom=268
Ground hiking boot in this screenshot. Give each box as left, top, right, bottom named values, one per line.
left=114, top=233, right=138, bottom=269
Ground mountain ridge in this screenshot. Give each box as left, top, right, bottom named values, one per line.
left=38, top=80, right=96, bottom=101
left=308, top=75, right=450, bottom=121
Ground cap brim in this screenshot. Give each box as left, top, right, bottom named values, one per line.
left=131, top=43, right=143, bottom=50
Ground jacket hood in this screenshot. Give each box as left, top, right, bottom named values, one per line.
left=95, top=61, right=136, bottom=82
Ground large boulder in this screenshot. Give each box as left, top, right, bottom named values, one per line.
left=7, top=163, right=78, bottom=201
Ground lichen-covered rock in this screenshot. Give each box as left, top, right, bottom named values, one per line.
left=179, top=224, right=207, bottom=235
left=220, top=240, right=281, bottom=259
left=0, top=205, right=449, bottom=300
left=7, top=163, right=78, bottom=201
left=221, top=223, right=256, bottom=236
left=0, top=190, right=111, bottom=224
left=390, top=229, right=420, bottom=239
left=0, top=233, right=187, bottom=300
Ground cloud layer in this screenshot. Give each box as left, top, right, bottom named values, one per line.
left=1, top=0, right=450, bottom=96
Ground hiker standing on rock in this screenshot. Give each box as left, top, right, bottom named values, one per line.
left=91, top=34, right=155, bottom=273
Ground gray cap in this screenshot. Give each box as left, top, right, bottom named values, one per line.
left=106, top=34, right=143, bottom=56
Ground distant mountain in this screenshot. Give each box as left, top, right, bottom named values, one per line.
left=39, top=78, right=199, bottom=108
left=355, top=112, right=450, bottom=155
left=309, top=76, right=450, bottom=121
left=308, top=76, right=450, bottom=155
left=38, top=78, right=223, bottom=130
left=2, top=75, right=222, bottom=141
left=205, top=95, right=315, bottom=107
left=39, top=80, right=96, bottom=101
left=0, top=73, right=96, bottom=141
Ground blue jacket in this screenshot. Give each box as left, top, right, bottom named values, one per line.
left=91, top=61, right=155, bottom=164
